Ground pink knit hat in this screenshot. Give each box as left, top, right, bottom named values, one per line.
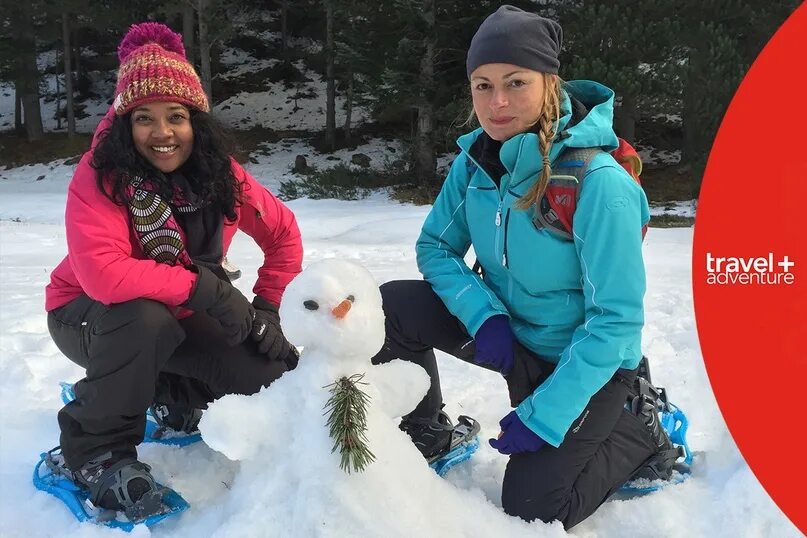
left=113, top=22, right=209, bottom=115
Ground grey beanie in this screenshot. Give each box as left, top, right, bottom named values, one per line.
left=466, top=5, right=562, bottom=79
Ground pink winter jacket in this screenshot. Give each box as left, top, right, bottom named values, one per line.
left=45, top=153, right=303, bottom=314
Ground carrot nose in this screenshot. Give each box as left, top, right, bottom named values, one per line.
left=331, top=299, right=352, bottom=319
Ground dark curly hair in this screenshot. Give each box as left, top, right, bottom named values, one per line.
left=90, top=110, right=241, bottom=221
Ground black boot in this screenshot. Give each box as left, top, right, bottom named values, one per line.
left=72, top=450, right=162, bottom=517
left=150, top=404, right=203, bottom=437
left=400, top=410, right=454, bottom=462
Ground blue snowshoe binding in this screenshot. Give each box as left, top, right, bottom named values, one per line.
left=429, top=415, right=481, bottom=476
left=33, top=447, right=189, bottom=531
left=60, top=382, right=202, bottom=447
left=620, top=366, right=694, bottom=495
left=400, top=411, right=481, bottom=477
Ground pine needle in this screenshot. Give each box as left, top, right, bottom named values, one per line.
left=323, top=373, right=376, bottom=473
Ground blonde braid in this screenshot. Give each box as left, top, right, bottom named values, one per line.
left=517, top=74, right=561, bottom=210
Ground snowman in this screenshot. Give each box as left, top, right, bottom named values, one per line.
left=196, top=259, right=431, bottom=532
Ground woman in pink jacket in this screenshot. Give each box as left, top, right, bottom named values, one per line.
left=44, top=23, right=303, bottom=514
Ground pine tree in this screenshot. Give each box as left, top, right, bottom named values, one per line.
left=557, top=0, right=682, bottom=144
left=679, top=0, right=799, bottom=175
left=339, top=0, right=498, bottom=186
left=4, top=2, right=46, bottom=141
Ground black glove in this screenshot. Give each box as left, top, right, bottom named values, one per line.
left=184, top=265, right=255, bottom=346
left=251, top=296, right=296, bottom=363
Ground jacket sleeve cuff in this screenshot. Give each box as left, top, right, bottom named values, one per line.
left=465, top=306, right=510, bottom=337
left=515, top=400, right=564, bottom=448
left=252, top=295, right=279, bottom=312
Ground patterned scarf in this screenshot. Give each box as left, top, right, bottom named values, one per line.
left=126, top=175, right=205, bottom=267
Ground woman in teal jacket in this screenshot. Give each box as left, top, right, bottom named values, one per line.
left=372, top=5, right=676, bottom=529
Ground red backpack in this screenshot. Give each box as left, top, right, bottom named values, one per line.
left=533, top=138, right=646, bottom=240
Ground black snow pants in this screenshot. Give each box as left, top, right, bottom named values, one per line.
left=371, top=280, right=658, bottom=530
left=48, top=293, right=289, bottom=470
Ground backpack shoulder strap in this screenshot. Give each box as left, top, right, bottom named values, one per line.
left=533, top=147, right=602, bottom=240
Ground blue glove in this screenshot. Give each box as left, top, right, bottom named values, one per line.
left=473, top=315, right=514, bottom=375
left=489, top=410, right=546, bottom=455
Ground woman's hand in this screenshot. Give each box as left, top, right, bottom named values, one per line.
left=473, top=314, right=515, bottom=375
left=489, top=410, right=546, bottom=455
left=251, top=296, right=296, bottom=364
left=184, top=265, right=255, bottom=346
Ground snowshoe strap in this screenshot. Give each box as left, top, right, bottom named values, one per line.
left=85, top=458, right=159, bottom=513
left=636, top=356, right=652, bottom=384
left=404, top=410, right=454, bottom=431
left=124, top=488, right=164, bottom=522
left=628, top=377, right=662, bottom=414
left=632, top=446, right=685, bottom=482
left=44, top=447, right=74, bottom=480
left=453, top=415, right=481, bottom=438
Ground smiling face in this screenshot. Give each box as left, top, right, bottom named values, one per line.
left=470, top=63, right=546, bottom=141
left=130, top=102, right=194, bottom=173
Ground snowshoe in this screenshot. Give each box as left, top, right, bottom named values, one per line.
left=619, top=374, right=694, bottom=495
left=401, top=411, right=481, bottom=477
left=427, top=415, right=481, bottom=477
left=33, top=447, right=188, bottom=531
left=149, top=403, right=203, bottom=441
left=60, top=382, right=202, bottom=447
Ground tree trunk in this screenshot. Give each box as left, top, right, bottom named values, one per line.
left=14, top=87, right=23, bottom=134
left=324, top=0, right=336, bottom=151
left=55, top=55, right=62, bottom=130
left=18, top=6, right=44, bottom=142
left=343, top=69, right=353, bottom=143
left=682, top=32, right=707, bottom=169
left=70, top=27, right=83, bottom=80
left=281, top=0, right=289, bottom=62
left=182, top=3, right=195, bottom=66
left=613, top=92, right=637, bottom=144
left=62, top=11, right=76, bottom=138
left=414, top=0, right=436, bottom=186
left=197, top=0, right=213, bottom=102
left=22, top=93, right=45, bottom=142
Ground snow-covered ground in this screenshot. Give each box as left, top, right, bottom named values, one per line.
left=0, top=163, right=799, bottom=537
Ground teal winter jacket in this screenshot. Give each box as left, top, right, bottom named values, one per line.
left=415, top=80, right=651, bottom=447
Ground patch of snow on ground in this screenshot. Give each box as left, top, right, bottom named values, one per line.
left=649, top=200, right=697, bottom=218
left=0, top=161, right=799, bottom=536
left=213, top=61, right=369, bottom=131
left=638, top=147, right=682, bottom=166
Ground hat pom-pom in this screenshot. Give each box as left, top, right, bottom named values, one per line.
left=118, top=22, right=186, bottom=62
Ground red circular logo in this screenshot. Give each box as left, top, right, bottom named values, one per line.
left=693, top=4, right=807, bottom=534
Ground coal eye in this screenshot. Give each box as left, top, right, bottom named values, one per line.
left=346, top=295, right=355, bottom=303
left=303, top=300, right=319, bottom=311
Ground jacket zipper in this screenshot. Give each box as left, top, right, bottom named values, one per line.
left=502, top=208, right=511, bottom=268
left=494, top=199, right=504, bottom=259
left=465, top=150, right=508, bottom=272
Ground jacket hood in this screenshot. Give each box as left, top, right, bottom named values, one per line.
left=457, top=80, right=619, bottom=187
